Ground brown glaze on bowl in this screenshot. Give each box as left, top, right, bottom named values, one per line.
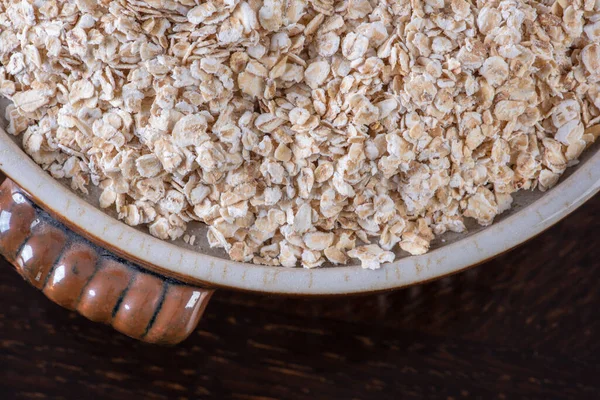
left=0, top=179, right=213, bottom=344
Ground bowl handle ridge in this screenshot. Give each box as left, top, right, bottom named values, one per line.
left=0, top=178, right=214, bottom=344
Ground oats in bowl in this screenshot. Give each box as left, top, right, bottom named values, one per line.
left=0, top=0, right=599, bottom=269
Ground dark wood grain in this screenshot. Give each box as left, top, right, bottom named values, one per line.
left=0, top=194, right=598, bottom=399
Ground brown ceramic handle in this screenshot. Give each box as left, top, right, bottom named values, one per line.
left=0, top=178, right=213, bottom=344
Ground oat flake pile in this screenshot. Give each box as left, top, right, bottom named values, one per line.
left=0, top=0, right=599, bottom=269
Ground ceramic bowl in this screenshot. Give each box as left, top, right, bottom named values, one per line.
left=1, top=97, right=599, bottom=344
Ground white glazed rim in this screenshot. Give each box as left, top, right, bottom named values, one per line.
left=1, top=130, right=599, bottom=295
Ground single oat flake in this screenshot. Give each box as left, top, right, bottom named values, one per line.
left=1, top=0, right=599, bottom=270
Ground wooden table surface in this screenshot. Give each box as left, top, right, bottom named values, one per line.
left=0, top=196, right=598, bottom=400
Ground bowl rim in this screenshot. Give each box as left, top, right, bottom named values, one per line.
left=1, top=129, right=599, bottom=295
